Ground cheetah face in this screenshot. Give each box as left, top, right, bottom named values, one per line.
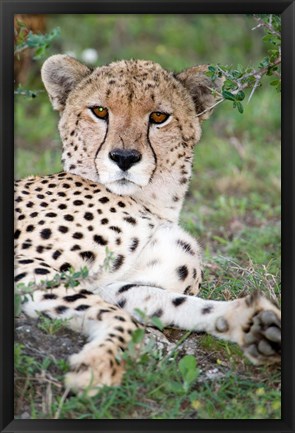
left=42, top=56, right=222, bottom=197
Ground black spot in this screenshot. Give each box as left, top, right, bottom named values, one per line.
left=113, top=254, right=124, bottom=271
left=177, top=240, right=195, bottom=256
left=57, top=192, right=66, bottom=197
left=30, top=212, right=38, bottom=217
left=173, top=195, right=179, bottom=202
left=14, top=272, right=27, bottom=282
left=193, top=268, right=197, bottom=280
left=35, top=268, right=51, bottom=275
left=114, top=315, right=126, bottom=322
left=93, top=234, right=107, bottom=245
left=71, top=245, right=81, bottom=251
left=64, top=214, right=74, bottom=221
left=114, top=326, right=124, bottom=333
left=97, top=309, right=111, bottom=320
left=62, top=183, right=71, bottom=189
left=110, top=207, right=116, bottom=213
left=18, top=215, right=25, bottom=221
left=18, top=259, right=34, bottom=264
left=129, top=238, right=139, bottom=252
left=26, top=201, right=34, bottom=208
left=55, top=306, right=68, bottom=314
left=14, top=229, right=21, bottom=239
left=64, top=293, right=86, bottom=302
left=117, top=298, right=126, bottom=308
left=84, top=212, right=94, bottom=221
left=79, top=289, right=93, bottom=295
left=172, top=297, right=186, bottom=307
left=58, top=204, right=67, bottom=210
left=99, top=197, right=109, bottom=204
left=109, top=226, right=121, bottom=233
left=40, top=202, right=49, bottom=208
left=75, top=304, right=90, bottom=311
left=48, top=183, right=57, bottom=188
left=118, top=284, right=136, bottom=294
left=202, top=306, right=213, bottom=315
left=73, top=232, right=83, bottom=239
left=177, top=265, right=189, bottom=281
left=80, top=251, right=95, bottom=262
left=43, top=293, right=57, bottom=300
left=60, top=263, right=71, bottom=272
left=36, top=246, right=44, bottom=253
left=40, top=228, right=52, bottom=240
left=151, top=309, right=163, bottom=317
left=101, top=218, right=108, bottom=225
left=52, top=250, right=62, bottom=260
left=123, top=216, right=136, bottom=225
left=118, top=201, right=126, bottom=208
left=45, top=212, right=57, bottom=217
left=22, top=241, right=31, bottom=249
left=58, top=226, right=69, bottom=233
left=37, top=194, right=45, bottom=199
left=73, top=200, right=84, bottom=206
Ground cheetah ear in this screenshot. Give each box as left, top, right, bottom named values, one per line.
left=41, top=54, right=92, bottom=111
left=176, top=65, right=223, bottom=121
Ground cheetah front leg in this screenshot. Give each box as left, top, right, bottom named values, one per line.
left=98, top=283, right=281, bottom=365
left=22, top=286, right=137, bottom=395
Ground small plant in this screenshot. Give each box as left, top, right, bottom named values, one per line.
left=204, top=14, right=281, bottom=117
left=37, top=315, right=70, bottom=335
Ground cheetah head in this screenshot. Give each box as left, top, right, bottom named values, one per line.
left=42, top=55, right=221, bottom=198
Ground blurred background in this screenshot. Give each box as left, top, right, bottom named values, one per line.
left=14, top=14, right=281, bottom=288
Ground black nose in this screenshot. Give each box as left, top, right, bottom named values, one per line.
left=109, top=149, right=142, bottom=171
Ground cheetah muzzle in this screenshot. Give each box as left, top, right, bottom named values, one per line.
left=14, top=55, right=281, bottom=396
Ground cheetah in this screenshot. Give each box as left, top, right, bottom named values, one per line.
left=14, top=55, right=281, bottom=395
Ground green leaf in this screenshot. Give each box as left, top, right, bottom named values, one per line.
left=222, top=90, right=236, bottom=101
left=237, top=102, right=244, bottom=113
left=235, top=90, right=245, bottom=101
left=150, top=316, right=164, bottom=331
left=131, top=328, right=145, bottom=344
left=179, top=355, right=199, bottom=385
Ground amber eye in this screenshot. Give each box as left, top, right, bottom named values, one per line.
left=91, top=106, right=109, bottom=120
left=149, top=112, right=169, bottom=124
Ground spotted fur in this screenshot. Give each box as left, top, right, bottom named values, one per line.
left=15, top=56, right=281, bottom=395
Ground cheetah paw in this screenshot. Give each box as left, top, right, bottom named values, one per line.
left=242, top=295, right=281, bottom=365
left=64, top=347, right=124, bottom=396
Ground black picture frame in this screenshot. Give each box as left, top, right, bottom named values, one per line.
left=1, top=0, right=294, bottom=432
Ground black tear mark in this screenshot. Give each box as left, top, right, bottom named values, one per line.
left=177, top=265, right=189, bottom=281
left=202, top=305, right=213, bottom=315
left=172, top=297, right=186, bottom=307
